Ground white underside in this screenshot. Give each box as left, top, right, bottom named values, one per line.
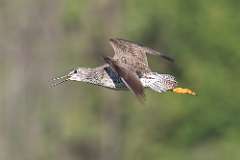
left=70, top=70, right=177, bottom=93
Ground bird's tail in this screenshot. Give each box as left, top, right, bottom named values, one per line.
left=143, top=72, right=178, bottom=93
left=143, top=72, right=196, bottom=95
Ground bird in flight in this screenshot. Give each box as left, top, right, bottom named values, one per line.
left=51, top=38, right=196, bottom=100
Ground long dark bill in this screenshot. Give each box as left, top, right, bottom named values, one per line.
left=50, top=74, right=70, bottom=88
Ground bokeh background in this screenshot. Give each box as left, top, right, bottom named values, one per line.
left=1, top=0, right=240, bottom=160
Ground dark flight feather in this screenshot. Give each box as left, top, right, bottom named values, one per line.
left=103, top=56, right=145, bottom=99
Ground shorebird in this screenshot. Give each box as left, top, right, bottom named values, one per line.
left=51, top=38, right=196, bottom=100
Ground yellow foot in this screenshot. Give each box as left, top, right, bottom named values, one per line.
left=172, top=87, right=196, bottom=96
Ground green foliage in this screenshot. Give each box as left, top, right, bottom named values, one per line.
left=53, top=0, right=240, bottom=159
left=1, top=0, right=240, bottom=159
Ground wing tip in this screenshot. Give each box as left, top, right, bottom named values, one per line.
left=160, top=54, right=175, bottom=62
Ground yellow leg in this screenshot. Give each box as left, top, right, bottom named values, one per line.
left=172, top=87, right=196, bottom=96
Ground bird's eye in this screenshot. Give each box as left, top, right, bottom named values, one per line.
left=74, top=69, right=77, bottom=74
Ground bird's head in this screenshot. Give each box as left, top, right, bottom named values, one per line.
left=50, top=68, right=90, bottom=87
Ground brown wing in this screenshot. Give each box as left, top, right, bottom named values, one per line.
left=103, top=56, right=145, bottom=100
left=109, top=38, right=174, bottom=64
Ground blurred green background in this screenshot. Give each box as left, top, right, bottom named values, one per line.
left=1, top=0, right=240, bottom=160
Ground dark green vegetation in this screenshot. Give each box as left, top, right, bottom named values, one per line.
left=1, top=0, right=240, bottom=160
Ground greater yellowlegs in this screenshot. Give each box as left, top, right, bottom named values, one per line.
left=51, top=38, right=196, bottom=99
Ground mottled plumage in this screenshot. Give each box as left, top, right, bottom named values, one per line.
left=51, top=38, right=196, bottom=99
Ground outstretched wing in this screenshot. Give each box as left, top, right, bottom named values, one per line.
left=104, top=56, right=145, bottom=100
left=109, top=38, right=174, bottom=64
